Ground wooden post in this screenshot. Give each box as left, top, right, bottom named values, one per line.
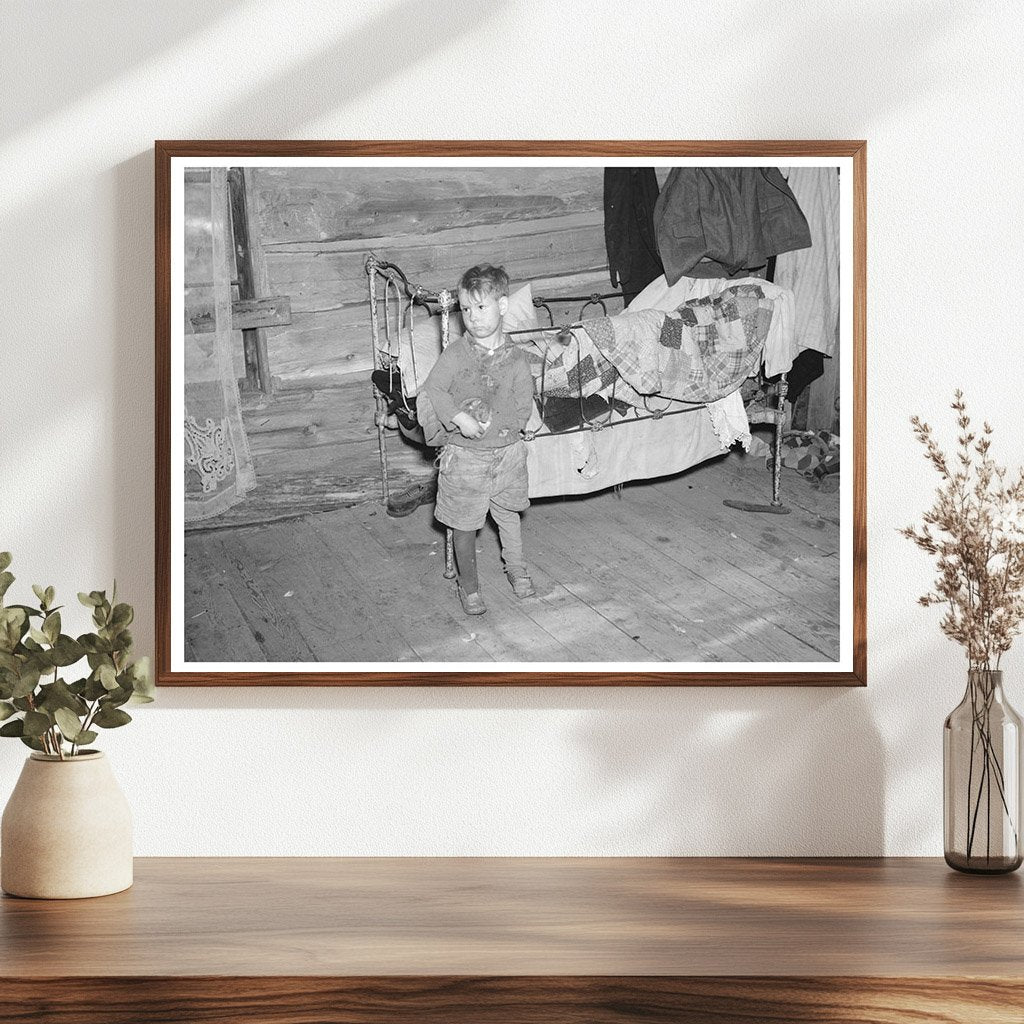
left=227, top=168, right=274, bottom=395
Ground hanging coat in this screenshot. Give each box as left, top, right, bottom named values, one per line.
left=604, top=168, right=664, bottom=301
left=654, top=167, right=812, bottom=283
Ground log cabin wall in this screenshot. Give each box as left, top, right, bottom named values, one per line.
left=208, top=167, right=617, bottom=528
left=252, top=166, right=616, bottom=386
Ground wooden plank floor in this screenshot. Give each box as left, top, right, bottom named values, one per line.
left=184, top=452, right=840, bottom=665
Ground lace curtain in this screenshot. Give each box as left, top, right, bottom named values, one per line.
left=183, top=168, right=255, bottom=522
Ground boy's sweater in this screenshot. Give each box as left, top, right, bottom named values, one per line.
left=420, top=333, right=535, bottom=449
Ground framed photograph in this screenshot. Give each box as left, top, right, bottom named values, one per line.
left=156, top=141, right=865, bottom=686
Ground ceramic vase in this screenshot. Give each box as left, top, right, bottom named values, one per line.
left=1, top=751, right=133, bottom=899
left=944, top=669, right=1023, bottom=874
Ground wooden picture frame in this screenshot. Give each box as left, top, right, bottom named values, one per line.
left=156, top=141, right=866, bottom=686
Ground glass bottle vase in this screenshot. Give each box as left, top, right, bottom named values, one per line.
left=944, top=669, right=1023, bottom=873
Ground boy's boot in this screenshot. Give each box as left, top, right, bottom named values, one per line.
left=386, top=476, right=437, bottom=518
left=505, top=565, right=536, bottom=599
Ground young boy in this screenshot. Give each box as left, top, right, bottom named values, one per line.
left=420, top=264, right=536, bottom=615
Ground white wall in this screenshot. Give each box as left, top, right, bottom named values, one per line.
left=1, top=0, right=1021, bottom=856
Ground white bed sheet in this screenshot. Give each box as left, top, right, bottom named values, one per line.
left=526, top=406, right=723, bottom=498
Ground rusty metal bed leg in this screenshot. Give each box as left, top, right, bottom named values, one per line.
left=366, top=256, right=392, bottom=507
left=374, top=393, right=391, bottom=506
left=771, top=373, right=789, bottom=507
left=723, top=372, right=792, bottom=515
left=444, top=528, right=456, bottom=579
left=437, top=288, right=459, bottom=581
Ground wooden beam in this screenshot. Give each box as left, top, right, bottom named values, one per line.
left=185, top=296, right=293, bottom=334
left=251, top=166, right=604, bottom=243
left=263, top=210, right=605, bottom=254
left=231, top=296, right=292, bottom=331
left=227, top=168, right=274, bottom=395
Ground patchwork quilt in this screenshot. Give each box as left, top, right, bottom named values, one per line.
left=521, top=331, right=619, bottom=401
left=524, top=284, right=775, bottom=408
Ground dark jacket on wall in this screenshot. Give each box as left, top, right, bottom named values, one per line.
left=654, top=167, right=812, bottom=283
left=603, top=168, right=664, bottom=301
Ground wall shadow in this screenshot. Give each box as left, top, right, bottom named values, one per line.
left=0, top=1, right=241, bottom=138
left=569, top=686, right=885, bottom=855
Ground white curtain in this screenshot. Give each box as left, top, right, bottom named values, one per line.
left=182, top=167, right=255, bottom=522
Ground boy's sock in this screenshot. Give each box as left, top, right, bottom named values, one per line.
left=490, top=504, right=535, bottom=598
left=489, top=503, right=524, bottom=572
left=452, top=529, right=479, bottom=594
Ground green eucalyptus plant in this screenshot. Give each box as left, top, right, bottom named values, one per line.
left=0, top=552, right=153, bottom=759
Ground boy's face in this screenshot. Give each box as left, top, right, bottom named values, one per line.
left=458, top=287, right=508, bottom=342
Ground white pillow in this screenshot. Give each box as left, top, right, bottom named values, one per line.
left=398, top=283, right=540, bottom=395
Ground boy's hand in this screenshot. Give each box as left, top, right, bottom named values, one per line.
left=452, top=411, right=488, bottom=438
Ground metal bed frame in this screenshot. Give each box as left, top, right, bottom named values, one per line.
left=365, top=253, right=790, bottom=578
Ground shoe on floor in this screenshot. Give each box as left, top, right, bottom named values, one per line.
left=385, top=478, right=437, bottom=518
left=458, top=585, right=487, bottom=615
left=506, top=568, right=536, bottom=599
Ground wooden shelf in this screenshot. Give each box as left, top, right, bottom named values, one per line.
left=2, top=857, right=1022, bottom=1022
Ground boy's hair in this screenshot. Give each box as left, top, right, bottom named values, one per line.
left=458, top=264, right=510, bottom=299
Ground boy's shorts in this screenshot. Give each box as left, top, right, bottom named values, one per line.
left=435, top=440, right=530, bottom=531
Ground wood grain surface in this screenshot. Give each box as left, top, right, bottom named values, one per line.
left=3, top=857, right=1020, bottom=1022
left=1, top=976, right=1022, bottom=1024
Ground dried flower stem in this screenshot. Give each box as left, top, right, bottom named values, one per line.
left=904, top=392, right=1024, bottom=865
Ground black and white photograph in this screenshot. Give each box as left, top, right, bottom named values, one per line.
left=159, top=144, right=864, bottom=684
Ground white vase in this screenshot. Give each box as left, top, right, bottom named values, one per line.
left=1, top=750, right=133, bottom=899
